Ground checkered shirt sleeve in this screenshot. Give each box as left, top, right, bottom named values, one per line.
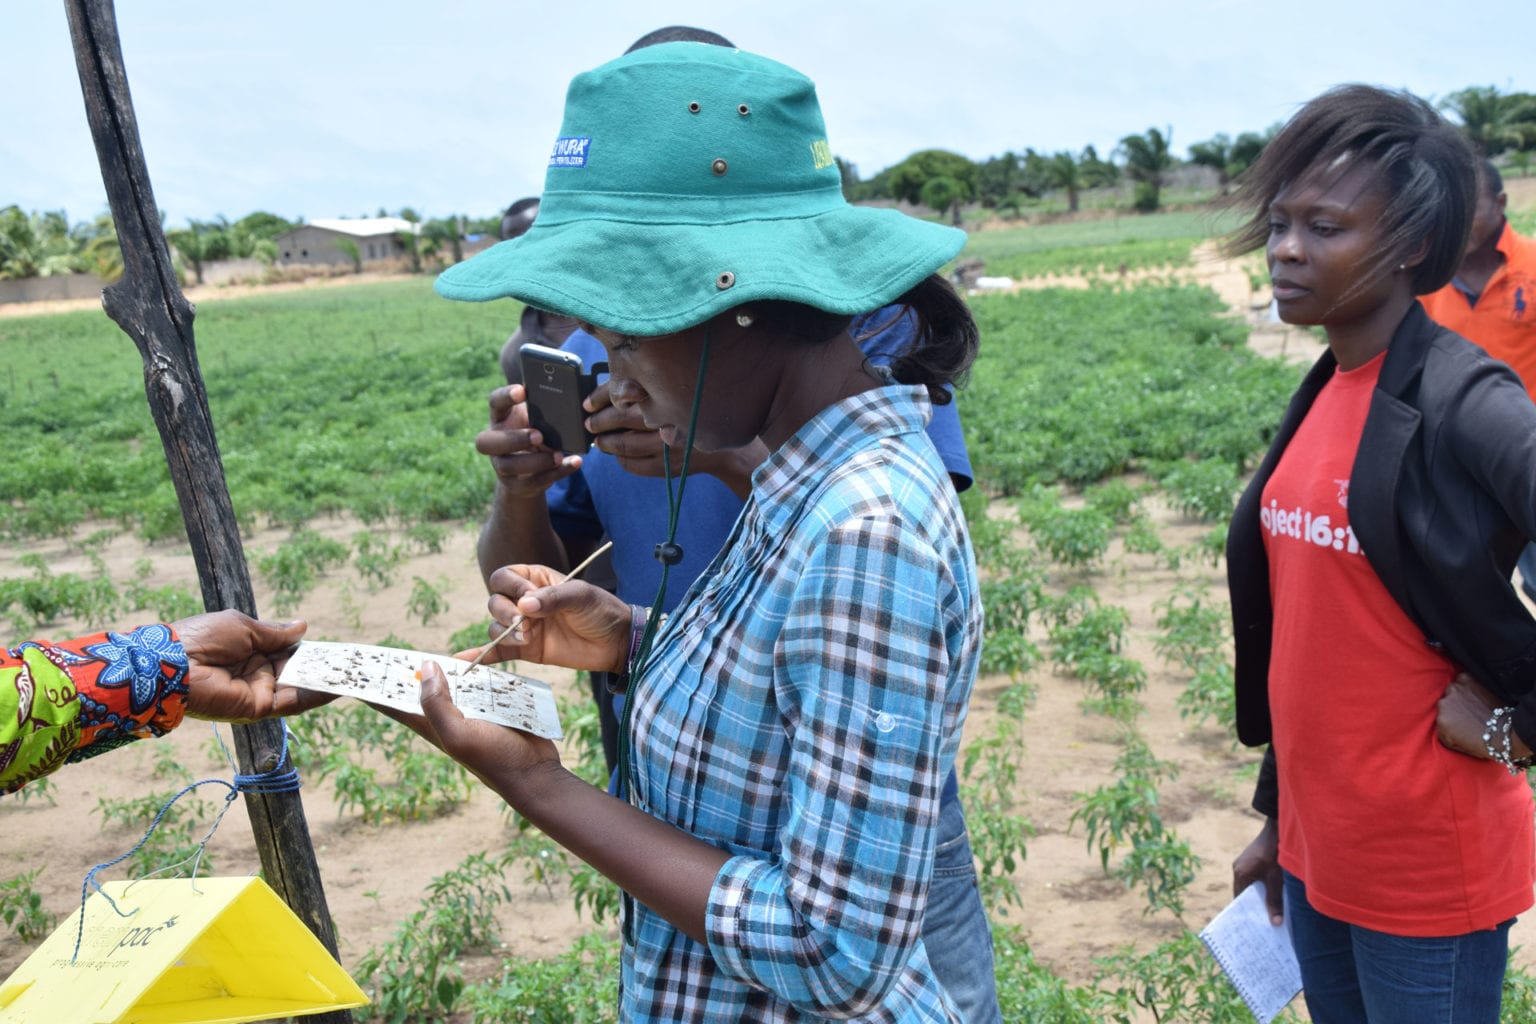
left=620, top=385, right=979, bottom=1022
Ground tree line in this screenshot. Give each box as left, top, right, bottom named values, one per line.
left=841, top=84, right=1536, bottom=223
left=0, top=207, right=497, bottom=284
left=5, top=85, right=1532, bottom=283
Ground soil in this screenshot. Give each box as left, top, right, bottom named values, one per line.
left=4, top=205, right=1535, bottom=1017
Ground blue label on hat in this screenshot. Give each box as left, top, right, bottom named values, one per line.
left=549, top=136, right=591, bottom=168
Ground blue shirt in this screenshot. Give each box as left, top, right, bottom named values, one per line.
left=625, top=384, right=981, bottom=1021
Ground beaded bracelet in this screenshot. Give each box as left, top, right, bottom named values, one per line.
left=1482, top=706, right=1535, bottom=775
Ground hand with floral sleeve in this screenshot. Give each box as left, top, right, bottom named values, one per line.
left=1, top=611, right=326, bottom=793
left=175, top=611, right=332, bottom=721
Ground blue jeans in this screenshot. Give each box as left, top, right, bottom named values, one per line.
left=1283, top=870, right=1511, bottom=1023
left=1518, top=542, right=1536, bottom=603
left=926, top=785, right=1002, bottom=1024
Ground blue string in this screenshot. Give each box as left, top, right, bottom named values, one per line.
left=215, top=719, right=303, bottom=794
left=70, top=720, right=304, bottom=963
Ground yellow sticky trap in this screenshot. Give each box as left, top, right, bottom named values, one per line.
left=0, top=876, right=368, bottom=1024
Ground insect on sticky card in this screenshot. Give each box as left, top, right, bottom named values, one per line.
left=278, top=641, right=562, bottom=739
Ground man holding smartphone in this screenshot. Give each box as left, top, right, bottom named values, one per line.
left=518, top=342, right=596, bottom=456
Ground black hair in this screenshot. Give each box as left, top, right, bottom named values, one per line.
left=1223, top=84, right=1477, bottom=296
left=624, top=26, right=734, bottom=54
left=500, top=197, right=540, bottom=241
left=750, top=302, right=854, bottom=347
left=883, top=275, right=978, bottom=405
left=1481, top=158, right=1505, bottom=198
left=742, top=277, right=976, bottom=405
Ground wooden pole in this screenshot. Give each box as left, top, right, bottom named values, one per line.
left=63, top=4, right=350, bottom=1019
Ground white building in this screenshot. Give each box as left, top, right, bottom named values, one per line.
left=274, top=217, right=420, bottom=267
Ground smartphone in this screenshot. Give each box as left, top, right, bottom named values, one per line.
left=519, top=343, right=594, bottom=454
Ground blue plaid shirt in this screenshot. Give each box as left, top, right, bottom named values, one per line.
left=622, top=384, right=982, bottom=1022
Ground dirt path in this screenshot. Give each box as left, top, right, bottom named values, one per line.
left=0, top=268, right=417, bottom=319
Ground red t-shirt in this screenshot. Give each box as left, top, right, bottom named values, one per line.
left=1263, top=351, right=1534, bottom=936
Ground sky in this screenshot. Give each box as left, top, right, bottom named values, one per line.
left=3, top=1, right=1527, bottom=230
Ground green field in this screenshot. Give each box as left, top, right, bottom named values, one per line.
left=0, top=265, right=1294, bottom=547
left=959, top=208, right=1242, bottom=279
left=0, top=280, right=514, bottom=538
left=5, top=244, right=1533, bottom=1022
left=965, top=285, right=1299, bottom=491
left=0, top=266, right=1294, bottom=1020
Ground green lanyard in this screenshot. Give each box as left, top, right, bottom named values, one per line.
left=615, top=329, right=713, bottom=943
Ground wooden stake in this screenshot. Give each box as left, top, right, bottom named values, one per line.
left=63, top=4, right=348, bottom=1019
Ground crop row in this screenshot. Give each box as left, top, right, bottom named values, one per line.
left=0, top=281, right=511, bottom=538
left=7, top=270, right=1535, bottom=1021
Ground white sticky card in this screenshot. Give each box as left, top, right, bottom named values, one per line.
left=278, top=641, right=562, bottom=739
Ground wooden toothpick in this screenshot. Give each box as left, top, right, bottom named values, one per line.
left=462, top=540, right=615, bottom=672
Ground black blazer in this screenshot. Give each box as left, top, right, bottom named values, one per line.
left=1228, top=303, right=1536, bottom=816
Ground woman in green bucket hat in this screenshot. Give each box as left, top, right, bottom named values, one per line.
left=405, top=41, right=981, bottom=1022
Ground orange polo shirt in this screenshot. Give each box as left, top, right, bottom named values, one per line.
left=1421, top=220, right=1536, bottom=399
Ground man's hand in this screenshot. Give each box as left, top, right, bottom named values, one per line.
left=476, top=384, right=581, bottom=496
left=1438, top=671, right=1534, bottom=761
left=584, top=381, right=768, bottom=498
left=174, top=611, right=332, bottom=721
left=1233, top=816, right=1284, bottom=924
left=583, top=380, right=669, bottom=476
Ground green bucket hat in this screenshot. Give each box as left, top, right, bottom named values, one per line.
left=435, top=42, right=966, bottom=335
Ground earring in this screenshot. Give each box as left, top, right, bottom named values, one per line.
left=1399, top=263, right=1407, bottom=271
left=735, top=312, right=754, bottom=328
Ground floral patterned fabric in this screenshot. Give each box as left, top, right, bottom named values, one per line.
left=0, top=624, right=189, bottom=794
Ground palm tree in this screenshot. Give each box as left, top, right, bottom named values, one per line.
left=1188, top=133, right=1235, bottom=193
left=396, top=207, right=422, bottom=273
left=1044, top=151, right=1085, bottom=212
left=1078, top=145, right=1120, bottom=189
left=975, top=151, right=1021, bottom=208
left=78, top=213, right=123, bottom=281
left=421, top=218, right=463, bottom=265
left=0, top=207, right=84, bottom=279
left=333, top=237, right=362, bottom=274
left=1441, top=86, right=1525, bottom=155
left=1116, top=127, right=1174, bottom=212
left=1229, top=129, right=1274, bottom=180
left=165, top=219, right=214, bottom=285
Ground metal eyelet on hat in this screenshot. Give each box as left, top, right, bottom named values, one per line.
left=737, top=104, right=750, bottom=116
left=716, top=271, right=736, bottom=290
left=688, top=101, right=701, bottom=113
left=711, top=158, right=728, bottom=176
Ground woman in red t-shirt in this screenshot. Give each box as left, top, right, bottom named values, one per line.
left=1224, top=84, right=1536, bottom=1022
